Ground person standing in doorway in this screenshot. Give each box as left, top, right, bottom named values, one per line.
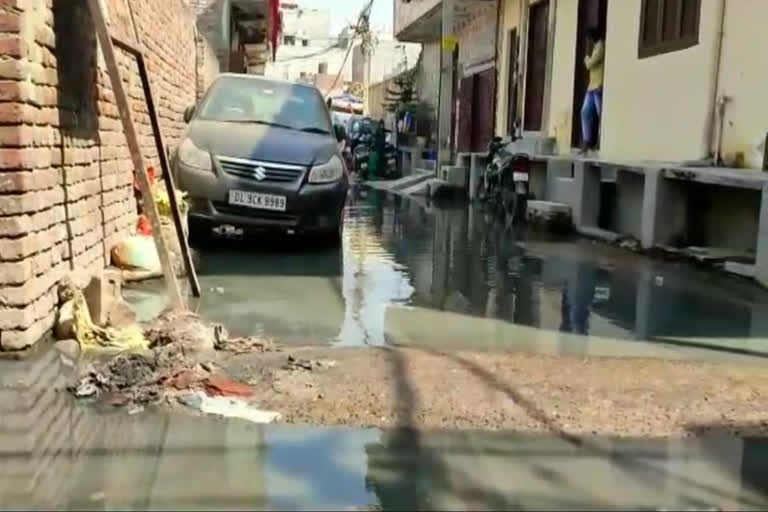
left=581, top=27, right=604, bottom=154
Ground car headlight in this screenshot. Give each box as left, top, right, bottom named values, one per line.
left=308, top=155, right=344, bottom=184
left=178, top=138, right=212, bottom=172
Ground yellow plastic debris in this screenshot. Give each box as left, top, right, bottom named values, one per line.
left=60, top=279, right=148, bottom=353
left=153, top=181, right=188, bottom=218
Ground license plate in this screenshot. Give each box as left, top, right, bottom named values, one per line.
left=513, top=172, right=529, bottom=182
left=229, top=190, right=286, bottom=211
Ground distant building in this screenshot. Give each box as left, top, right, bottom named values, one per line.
left=264, top=1, right=353, bottom=86
left=351, top=38, right=421, bottom=86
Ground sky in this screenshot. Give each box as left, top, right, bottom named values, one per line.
left=299, top=0, right=394, bottom=36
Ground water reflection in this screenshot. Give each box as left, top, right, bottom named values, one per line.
left=1, top=348, right=767, bottom=510
left=125, top=187, right=768, bottom=356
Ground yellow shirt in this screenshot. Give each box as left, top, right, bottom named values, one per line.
left=584, top=40, right=604, bottom=90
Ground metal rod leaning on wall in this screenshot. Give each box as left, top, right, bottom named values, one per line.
left=86, top=0, right=185, bottom=308
left=121, top=0, right=201, bottom=296
left=112, top=37, right=202, bottom=298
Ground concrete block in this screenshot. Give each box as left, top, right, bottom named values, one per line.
left=440, top=165, right=469, bottom=188
left=508, top=135, right=556, bottom=155
left=83, top=269, right=122, bottom=327
left=641, top=168, right=688, bottom=249
left=54, top=300, right=75, bottom=340
left=725, top=261, right=756, bottom=279
left=577, top=226, right=622, bottom=242
left=427, top=179, right=464, bottom=200
left=573, top=162, right=601, bottom=229
left=526, top=200, right=572, bottom=233
left=469, top=154, right=489, bottom=201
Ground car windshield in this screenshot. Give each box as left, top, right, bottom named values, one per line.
left=197, top=76, right=332, bottom=133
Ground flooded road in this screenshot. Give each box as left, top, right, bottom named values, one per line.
left=2, top=348, right=768, bottom=510
left=127, top=187, right=768, bottom=358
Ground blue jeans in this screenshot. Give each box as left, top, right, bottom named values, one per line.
left=581, top=87, right=602, bottom=147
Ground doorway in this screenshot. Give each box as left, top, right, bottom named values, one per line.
left=506, top=28, right=520, bottom=136
left=523, top=0, right=549, bottom=132
left=456, top=67, right=497, bottom=153
left=571, top=0, right=607, bottom=148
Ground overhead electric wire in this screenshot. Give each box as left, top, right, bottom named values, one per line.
left=329, top=0, right=375, bottom=92
left=274, top=42, right=342, bottom=62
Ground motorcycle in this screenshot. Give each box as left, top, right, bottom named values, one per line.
left=382, top=140, right=399, bottom=179
left=353, top=143, right=371, bottom=178
left=482, top=136, right=531, bottom=226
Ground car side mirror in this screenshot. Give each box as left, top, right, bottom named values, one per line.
left=334, top=124, right=346, bottom=142
left=183, top=105, right=196, bottom=123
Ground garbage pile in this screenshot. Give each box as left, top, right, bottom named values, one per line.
left=60, top=279, right=280, bottom=424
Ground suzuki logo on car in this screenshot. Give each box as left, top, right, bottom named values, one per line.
left=253, top=166, right=267, bottom=181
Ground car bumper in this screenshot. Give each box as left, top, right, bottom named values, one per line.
left=177, top=161, right=348, bottom=234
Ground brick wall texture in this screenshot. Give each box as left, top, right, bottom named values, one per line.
left=0, top=0, right=210, bottom=350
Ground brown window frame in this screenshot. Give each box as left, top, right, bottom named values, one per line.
left=638, top=0, right=701, bottom=59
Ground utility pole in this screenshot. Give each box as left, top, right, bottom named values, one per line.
left=437, top=0, right=456, bottom=171
left=363, top=45, right=371, bottom=115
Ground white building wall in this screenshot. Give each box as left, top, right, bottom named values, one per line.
left=265, top=40, right=354, bottom=83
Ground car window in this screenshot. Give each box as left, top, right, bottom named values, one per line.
left=197, top=76, right=332, bottom=133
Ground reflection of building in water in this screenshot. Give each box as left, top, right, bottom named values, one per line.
left=0, top=349, right=268, bottom=509
left=340, top=194, right=414, bottom=346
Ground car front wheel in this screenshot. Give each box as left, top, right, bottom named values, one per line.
left=188, top=217, right=212, bottom=248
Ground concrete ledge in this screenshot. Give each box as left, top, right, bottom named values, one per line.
left=538, top=153, right=768, bottom=190
left=576, top=226, right=622, bottom=243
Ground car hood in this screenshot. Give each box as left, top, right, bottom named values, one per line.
left=185, top=120, right=336, bottom=166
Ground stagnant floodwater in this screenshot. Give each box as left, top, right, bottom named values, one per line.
left=7, top=187, right=768, bottom=509
left=126, top=186, right=768, bottom=360
left=1, top=346, right=767, bottom=510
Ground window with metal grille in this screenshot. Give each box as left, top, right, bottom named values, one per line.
left=638, top=0, right=701, bottom=58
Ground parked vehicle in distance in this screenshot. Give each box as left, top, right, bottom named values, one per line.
left=482, top=136, right=531, bottom=227
left=173, top=74, right=349, bottom=246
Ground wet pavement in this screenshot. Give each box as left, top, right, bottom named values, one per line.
left=126, top=186, right=768, bottom=360
left=2, top=347, right=768, bottom=510
left=8, top=188, right=768, bottom=509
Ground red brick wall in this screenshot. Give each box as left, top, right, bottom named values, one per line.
left=0, top=0, right=198, bottom=350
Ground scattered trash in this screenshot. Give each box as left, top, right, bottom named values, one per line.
left=177, top=392, right=203, bottom=409
left=136, top=214, right=153, bottom=236
left=617, top=237, right=641, bottom=252
left=654, top=275, right=664, bottom=287
left=111, top=235, right=162, bottom=272
left=215, top=335, right=275, bottom=354
left=144, top=310, right=217, bottom=353
left=74, top=380, right=99, bottom=398
left=127, top=404, right=144, bottom=415
left=179, top=391, right=281, bottom=424
left=166, top=368, right=204, bottom=391
left=68, top=345, right=186, bottom=405
left=284, top=355, right=338, bottom=372
left=204, top=375, right=254, bottom=398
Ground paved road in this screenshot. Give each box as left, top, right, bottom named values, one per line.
left=0, top=345, right=766, bottom=510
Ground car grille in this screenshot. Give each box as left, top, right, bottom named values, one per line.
left=212, top=202, right=299, bottom=224
left=217, top=156, right=305, bottom=183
